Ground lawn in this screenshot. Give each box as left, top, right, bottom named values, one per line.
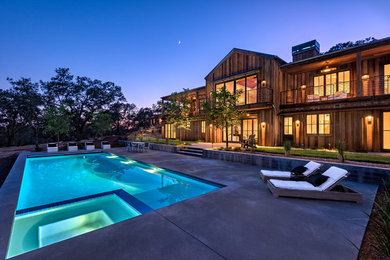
left=252, top=146, right=390, bottom=165
left=140, top=139, right=199, bottom=146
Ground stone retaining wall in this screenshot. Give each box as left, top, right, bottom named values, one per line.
left=150, top=143, right=389, bottom=184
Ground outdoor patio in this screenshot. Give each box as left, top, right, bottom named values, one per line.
left=12, top=148, right=377, bottom=260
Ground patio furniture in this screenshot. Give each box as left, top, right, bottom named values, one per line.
left=242, top=135, right=255, bottom=149
left=101, top=141, right=111, bottom=150
left=143, top=142, right=149, bottom=152
left=67, top=142, right=78, bottom=152
left=84, top=142, right=95, bottom=151
left=260, top=161, right=322, bottom=183
left=126, top=141, right=133, bottom=152
left=267, top=166, right=362, bottom=203
left=47, top=143, right=58, bottom=153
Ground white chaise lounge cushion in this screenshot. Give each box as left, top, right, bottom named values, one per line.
left=269, top=179, right=321, bottom=191
left=261, top=161, right=321, bottom=178
left=318, top=166, right=348, bottom=191
left=269, top=166, right=348, bottom=192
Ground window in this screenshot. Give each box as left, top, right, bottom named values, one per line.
left=338, top=71, right=350, bottom=93
left=246, top=75, right=257, bottom=104
left=236, top=78, right=245, bottom=105
left=225, top=81, right=234, bottom=93
left=284, top=117, right=293, bottom=135
left=385, top=64, right=390, bottom=95
left=222, top=124, right=241, bottom=142
left=242, top=119, right=258, bottom=141
left=201, top=121, right=205, bottom=133
left=199, top=98, right=206, bottom=112
left=306, top=115, right=317, bottom=134
left=165, top=124, right=176, bottom=139
left=314, top=76, right=324, bottom=97
left=384, top=112, right=390, bottom=150
left=216, top=83, right=224, bottom=92
left=318, top=114, right=330, bottom=134
left=325, top=73, right=337, bottom=96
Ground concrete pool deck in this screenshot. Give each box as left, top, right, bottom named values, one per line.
left=0, top=148, right=378, bottom=259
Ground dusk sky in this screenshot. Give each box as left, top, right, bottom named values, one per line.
left=1, top=0, right=389, bottom=108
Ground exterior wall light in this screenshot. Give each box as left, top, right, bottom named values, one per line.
left=261, top=122, right=266, bottom=128
left=301, top=85, right=306, bottom=89
left=296, top=120, right=300, bottom=127
left=366, top=116, right=373, bottom=125
left=261, top=80, right=267, bottom=87
left=320, top=66, right=336, bottom=73
left=362, top=74, right=370, bottom=80
left=209, top=124, right=213, bottom=127
left=246, top=113, right=250, bottom=117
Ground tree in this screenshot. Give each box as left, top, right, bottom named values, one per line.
left=43, top=106, right=70, bottom=144
left=40, top=68, right=126, bottom=139
left=91, top=112, right=113, bottom=138
left=203, top=86, right=243, bottom=149
left=324, top=37, right=377, bottom=54
left=109, top=102, right=137, bottom=134
left=164, top=89, right=191, bottom=142
left=0, top=78, right=42, bottom=146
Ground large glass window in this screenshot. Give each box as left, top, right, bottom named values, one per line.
left=246, top=75, right=257, bottom=104
left=242, top=119, right=258, bottom=141
left=236, top=78, right=245, bottom=105
left=222, top=124, right=241, bottom=142
left=284, top=117, right=293, bottom=135
left=306, top=115, right=317, bottom=134
left=338, top=71, right=350, bottom=93
left=385, top=64, right=390, bottom=95
left=201, top=121, right=205, bottom=134
left=318, top=114, right=330, bottom=134
left=225, top=81, right=234, bottom=93
left=325, top=73, right=337, bottom=96
left=165, top=124, right=176, bottom=139
left=384, top=112, right=390, bottom=150
left=216, top=83, right=224, bottom=92
left=314, top=76, right=324, bottom=97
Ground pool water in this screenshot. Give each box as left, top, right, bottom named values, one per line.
left=7, top=152, right=220, bottom=258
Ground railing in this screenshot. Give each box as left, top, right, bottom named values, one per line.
left=280, top=75, right=390, bottom=105
left=238, top=87, right=273, bottom=106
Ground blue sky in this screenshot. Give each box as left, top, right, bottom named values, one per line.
left=0, top=0, right=389, bottom=107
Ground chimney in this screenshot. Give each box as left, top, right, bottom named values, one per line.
left=292, top=40, right=320, bottom=62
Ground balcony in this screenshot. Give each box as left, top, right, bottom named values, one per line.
left=236, top=87, right=273, bottom=107
left=280, top=75, right=390, bottom=105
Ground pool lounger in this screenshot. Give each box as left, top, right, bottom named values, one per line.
left=260, top=161, right=322, bottom=183
left=267, top=166, right=362, bottom=203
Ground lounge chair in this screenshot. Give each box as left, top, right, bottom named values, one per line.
left=47, top=143, right=58, bottom=153
left=101, top=141, right=111, bottom=150
left=84, top=142, right=95, bottom=151
left=67, top=142, right=78, bottom=152
left=267, top=166, right=362, bottom=203
left=260, top=161, right=322, bottom=183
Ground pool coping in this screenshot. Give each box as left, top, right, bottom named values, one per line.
left=0, top=150, right=224, bottom=259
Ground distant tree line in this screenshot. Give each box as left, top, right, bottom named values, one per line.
left=323, top=37, right=377, bottom=54
left=0, top=68, right=161, bottom=147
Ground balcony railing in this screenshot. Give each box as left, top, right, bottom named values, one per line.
left=280, top=75, right=390, bottom=105
left=237, top=87, right=273, bottom=106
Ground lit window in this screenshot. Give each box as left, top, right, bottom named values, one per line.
left=246, top=75, right=257, bottom=104
left=314, top=76, right=324, bottom=97
left=325, top=73, right=337, bottom=96
left=201, top=121, right=205, bottom=133
left=385, top=64, right=390, bottom=95
left=318, top=114, right=330, bottom=134
left=284, top=117, right=293, bottom=135
left=165, top=124, right=176, bottom=139
left=216, top=83, right=224, bottom=92
left=225, top=81, right=234, bottom=93
left=338, top=71, right=350, bottom=93
left=306, top=115, right=317, bottom=134
left=236, top=78, right=245, bottom=105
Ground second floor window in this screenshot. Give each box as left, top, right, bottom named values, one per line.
left=314, top=76, right=324, bottom=97
left=338, top=71, right=350, bottom=93
left=284, top=117, right=292, bottom=135
left=314, top=71, right=350, bottom=97
left=215, top=75, right=258, bottom=106
left=385, top=64, right=390, bottom=95
left=325, top=73, right=337, bottom=96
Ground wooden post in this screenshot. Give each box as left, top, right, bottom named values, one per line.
left=356, top=52, right=362, bottom=97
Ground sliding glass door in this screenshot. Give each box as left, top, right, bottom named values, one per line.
left=242, top=119, right=258, bottom=142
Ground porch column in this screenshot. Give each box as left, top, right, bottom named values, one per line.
left=356, top=52, right=362, bottom=97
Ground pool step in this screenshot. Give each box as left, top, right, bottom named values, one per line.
left=177, top=146, right=204, bottom=157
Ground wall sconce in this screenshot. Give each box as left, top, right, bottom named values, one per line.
left=320, top=66, right=336, bottom=73
left=362, top=74, right=370, bottom=80
left=261, top=122, right=266, bottom=128
left=366, top=116, right=373, bottom=125
left=261, top=80, right=267, bottom=87
left=301, top=85, right=306, bottom=89
left=246, top=113, right=250, bottom=117
left=296, top=120, right=300, bottom=127
left=209, top=124, right=213, bottom=127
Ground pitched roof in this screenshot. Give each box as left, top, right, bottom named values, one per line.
left=204, top=48, right=286, bottom=79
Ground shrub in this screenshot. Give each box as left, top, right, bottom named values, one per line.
left=335, top=139, right=345, bottom=162
left=233, top=147, right=241, bottom=152
left=283, top=141, right=291, bottom=156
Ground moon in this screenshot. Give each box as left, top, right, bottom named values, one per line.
left=178, top=40, right=181, bottom=45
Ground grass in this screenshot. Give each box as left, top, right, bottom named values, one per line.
left=137, top=139, right=199, bottom=146
left=253, top=146, right=390, bottom=165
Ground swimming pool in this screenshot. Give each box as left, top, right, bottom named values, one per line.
left=7, top=152, right=221, bottom=258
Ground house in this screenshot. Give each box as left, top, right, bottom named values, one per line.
left=161, top=37, right=390, bottom=152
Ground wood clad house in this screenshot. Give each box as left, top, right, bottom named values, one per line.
left=161, top=37, right=390, bottom=152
